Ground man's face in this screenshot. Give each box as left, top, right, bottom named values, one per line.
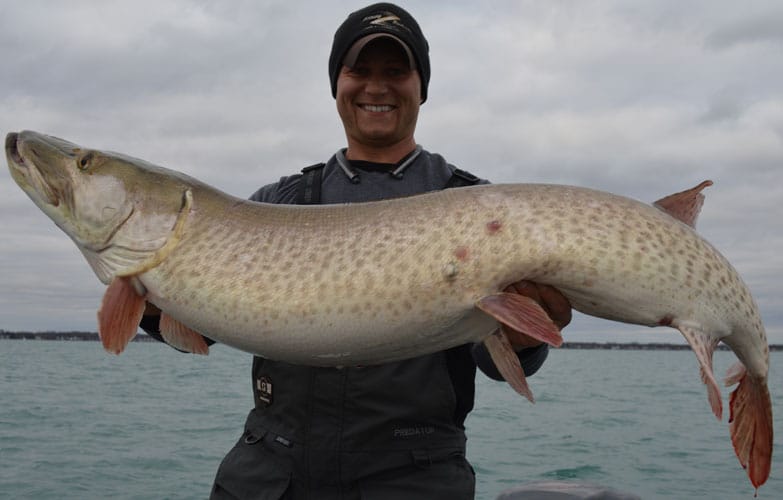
left=336, top=38, right=421, bottom=151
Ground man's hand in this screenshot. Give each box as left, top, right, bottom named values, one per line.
left=502, top=280, right=572, bottom=349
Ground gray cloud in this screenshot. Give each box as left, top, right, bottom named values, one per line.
left=706, top=9, right=783, bottom=49
left=2, top=0, right=781, bottom=344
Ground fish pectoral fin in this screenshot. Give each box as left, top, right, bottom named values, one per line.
left=160, top=313, right=210, bottom=355
left=652, top=180, right=712, bottom=228
left=97, top=276, right=147, bottom=354
left=726, top=363, right=773, bottom=492
left=476, top=292, right=563, bottom=347
left=677, top=323, right=722, bottom=419
left=483, top=329, right=534, bottom=403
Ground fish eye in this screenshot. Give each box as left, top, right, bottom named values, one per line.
left=78, top=152, right=93, bottom=170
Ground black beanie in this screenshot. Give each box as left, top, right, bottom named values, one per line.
left=328, top=3, right=431, bottom=103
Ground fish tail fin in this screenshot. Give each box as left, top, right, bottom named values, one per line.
left=678, top=324, right=722, bottom=419
left=97, top=277, right=147, bottom=354
left=160, top=313, right=210, bottom=355
left=483, top=329, right=534, bottom=403
left=726, top=362, right=773, bottom=494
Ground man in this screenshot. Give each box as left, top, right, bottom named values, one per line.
left=143, top=4, right=571, bottom=499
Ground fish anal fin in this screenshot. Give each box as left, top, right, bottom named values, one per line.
left=653, top=180, right=713, bottom=228
left=678, top=323, right=722, bottom=419
left=98, top=277, right=146, bottom=354
left=727, top=365, right=773, bottom=493
left=476, top=292, right=563, bottom=347
left=160, top=312, right=209, bottom=355
left=484, top=329, right=534, bottom=402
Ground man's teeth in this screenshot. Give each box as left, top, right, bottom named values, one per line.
left=363, top=104, right=393, bottom=112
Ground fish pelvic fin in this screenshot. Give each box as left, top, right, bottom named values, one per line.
left=97, top=276, right=147, bottom=354
left=484, top=329, right=534, bottom=403
left=476, top=292, right=563, bottom=347
left=726, top=363, right=773, bottom=493
left=652, top=180, right=712, bottom=228
left=678, top=324, right=722, bottom=420
left=160, top=313, right=210, bottom=355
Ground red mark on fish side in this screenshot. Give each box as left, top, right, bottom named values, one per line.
left=658, top=315, right=674, bottom=326
left=455, top=246, right=470, bottom=261
left=486, top=220, right=503, bottom=234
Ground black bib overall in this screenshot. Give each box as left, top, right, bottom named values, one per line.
left=210, top=151, right=482, bottom=500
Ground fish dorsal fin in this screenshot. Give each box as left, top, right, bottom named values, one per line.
left=653, top=180, right=712, bottom=228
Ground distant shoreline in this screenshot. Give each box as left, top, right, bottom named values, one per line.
left=1, top=331, right=781, bottom=351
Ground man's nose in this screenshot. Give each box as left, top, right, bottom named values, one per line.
left=364, top=74, right=389, bottom=94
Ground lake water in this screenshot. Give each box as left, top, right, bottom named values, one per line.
left=0, top=341, right=780, bottom=499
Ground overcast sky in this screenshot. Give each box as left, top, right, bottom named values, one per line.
left=1, top=0, right=781, bottom=345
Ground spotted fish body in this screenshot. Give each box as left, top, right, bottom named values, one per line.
left=5, top=131, right=773, bottom=492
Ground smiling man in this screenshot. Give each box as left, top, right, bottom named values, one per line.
left=334, top=34, right=422, bottom=161
left=139, top=3, right=571, bottom=499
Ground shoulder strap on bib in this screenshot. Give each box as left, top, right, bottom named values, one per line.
left=297, top=163, right=325, bottom=205
left=444, top=168, right=481, bottom=189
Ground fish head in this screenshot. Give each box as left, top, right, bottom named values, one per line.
left=6, top=130, right=191, bottom=283
left=6, top=131, right=133, bottom=246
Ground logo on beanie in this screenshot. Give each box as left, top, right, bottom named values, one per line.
left=364, top=12, right=411, bottom=34
left=369, top=14, right=400, bottom=25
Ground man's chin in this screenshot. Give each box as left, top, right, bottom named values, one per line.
left=358, top=130, right=398, bottom=145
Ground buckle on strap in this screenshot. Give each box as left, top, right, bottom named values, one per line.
left=243, top=428, right=268, bottom=445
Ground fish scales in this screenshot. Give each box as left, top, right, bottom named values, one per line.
left=144, top=186, right=520, bottom=362
left=5, top=130, right=772, bottom=492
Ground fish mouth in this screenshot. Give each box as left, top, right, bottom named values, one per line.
left=5, top=132, right=24, bottom=167
left=6, top=131, right=61, bottom=207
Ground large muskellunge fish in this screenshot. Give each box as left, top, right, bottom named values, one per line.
left=5, top=130, right=773, bottom=493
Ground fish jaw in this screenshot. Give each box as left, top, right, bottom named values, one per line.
left=6, top=131, right=79, bottom=222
